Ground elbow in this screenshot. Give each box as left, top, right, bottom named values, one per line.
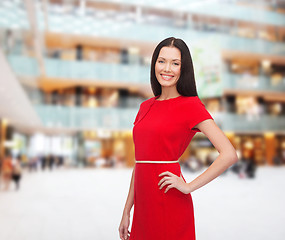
left=221, top=151, right=238, bottom=165
left=228, top=151, right=239, bottom=165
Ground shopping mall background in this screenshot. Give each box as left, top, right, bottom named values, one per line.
left=0, top=0, right=285, bottom=240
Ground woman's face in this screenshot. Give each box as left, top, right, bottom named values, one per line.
left=155, top=46, right=181, bottom=88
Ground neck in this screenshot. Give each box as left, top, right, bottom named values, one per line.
left=159, top=87, right=180, bottom=100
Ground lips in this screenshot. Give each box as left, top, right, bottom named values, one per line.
left=161, top=74, right=174, bottom=81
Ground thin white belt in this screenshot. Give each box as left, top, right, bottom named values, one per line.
left=135, top=160, right=179, bottom=164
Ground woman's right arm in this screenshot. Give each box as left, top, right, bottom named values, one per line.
left=119, top=166, right=135, bottom=240
left=123, top=166, right=135, bottom=215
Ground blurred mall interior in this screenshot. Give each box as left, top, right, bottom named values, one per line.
left=0, top=0, right=285, bottom=172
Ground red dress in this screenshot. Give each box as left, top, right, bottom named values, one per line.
left=129, top=95, right=214, bottom=240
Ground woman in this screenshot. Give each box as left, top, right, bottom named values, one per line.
left=119, top=37, right=238, bottom=240
left=12, top=156, right=22, bottom=190
left=1, top=154, right=13, bottom=191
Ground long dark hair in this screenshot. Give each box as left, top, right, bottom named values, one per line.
left=150, top=37, right=198, bottom=97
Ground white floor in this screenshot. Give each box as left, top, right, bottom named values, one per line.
left=0, top=166, right=284, bottom=240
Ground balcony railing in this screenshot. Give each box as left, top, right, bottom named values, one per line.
left=34, top=105, right=138, bottom=130
left=8, top=55, right=149, bottom=83
left=221, top=72, right=285, bottom=92
left=35, top=105, right=285, bottom=132
left=8, top=55, right=285, bottom=92
left=219, top=112, right=285, bottom=132
left=91, top=0, right=285, bottom=27
left=1, top=2, right=285, bottom=57
left=1, top=0, right=284, bottom=30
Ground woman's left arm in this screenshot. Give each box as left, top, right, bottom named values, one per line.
left=158, top=119, right=238, bottom=194
left=186, top=119, right=238, bottom=193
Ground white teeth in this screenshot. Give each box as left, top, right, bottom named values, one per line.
left=162, top=75, right=173, bottom=80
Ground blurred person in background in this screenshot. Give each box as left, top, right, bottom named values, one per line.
left=273, top=149, right=282, bottom=166
left=119, top=37, right=238, bottom=240
left=181, top=150, right=203, bottom=172
left=116, top=156, right=127, bottom=168
left=4, top=29, right=15, bottom=54
left=40, top=155, right=47, bottom=171
left=94, top=156, right=107, bottom=168
left=105, top=156, right=118, bottom=168
left=48, top=154, right=55, bottom=171
left=11, top=155, right=22, bottom=190
left=1, top=153, right=13, bottom=191
left=229, top=150, right=241, bottom=175
left=205, top=151, right=218, bottom=166
left=282, top=149, right=285, bottom=164
left=28, top=156, right=38, bottom=172
left=245, top=157, right=256, bottom=178
left=58, top=155, right=64, bottom=167
left=234, top=153, right=257, bottom=179
left=232, top=155, right=247, bottom=178
left=20, top=154, right=28, bottom=168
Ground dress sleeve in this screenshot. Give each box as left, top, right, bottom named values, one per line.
left=188, top=97, right=213, bottom=132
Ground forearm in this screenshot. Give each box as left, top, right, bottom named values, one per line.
left=123, top=167, right=135, bottom=216
left=187, top=152, right=238, bottom=193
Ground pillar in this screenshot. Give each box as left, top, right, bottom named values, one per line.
left=264, top=132, right=276, bottom=165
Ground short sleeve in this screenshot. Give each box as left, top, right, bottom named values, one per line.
left=188, top=97, right=213, bottom=132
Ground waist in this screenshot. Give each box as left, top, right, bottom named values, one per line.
left=135, top=159, right=180, bottom=164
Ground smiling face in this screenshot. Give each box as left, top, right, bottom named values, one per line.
left=155, top=46, right=181, bottom=88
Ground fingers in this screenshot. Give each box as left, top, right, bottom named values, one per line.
left=158, top=176, right=176, bottom=192
left=158, top=179, right=172, bottom=189
left=158, top=171, right=177, bottom=193
left=165, top=184, right=174, bottom=193
left=119, top=227, right=130, bottom=240
left=158, top=176, right=170, bottom=186
left=158, top=171, right=180, bottom=193
left=119, top=228, right=124, bottom=240
left=124, top=230, right=130, bottom=240
left=159, top=171, right=175, bottom=177
left=120, top=231, right=128, bottom=240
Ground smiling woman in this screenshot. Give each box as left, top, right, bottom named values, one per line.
left=119, top=37, right=238, bottom=240
left=155, top=47, right=181, bottom=89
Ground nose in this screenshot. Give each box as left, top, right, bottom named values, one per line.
left=164, top=62, right=171, bottom=72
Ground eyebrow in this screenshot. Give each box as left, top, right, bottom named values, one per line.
left=158, top=57, right=181, bottom=61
